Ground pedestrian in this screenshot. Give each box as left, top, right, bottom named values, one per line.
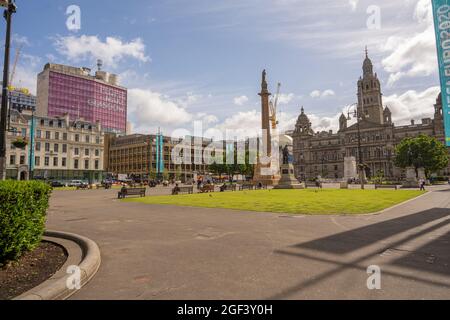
left=419, top=179, right=426, bottom=191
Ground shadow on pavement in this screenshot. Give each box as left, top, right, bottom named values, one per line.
left=295, top=208, right=450, bottom=254
left=269, top=208, right=450, bottom=299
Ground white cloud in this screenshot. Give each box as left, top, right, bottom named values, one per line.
left=211, top=110, right=261, bottom=139
left=127, top=88, right=220, bottom=135
left=277, top=93, right=295, bottom=105
left=54, top=35, right=150, bottom=67
left=11, top=53, right=42, bottom=94
left=127, top=88, right=192, bottom=133
left=196, top=113, right=219, bottom=125
left=310, top=90, right=321, bottom=98
left=176, top=92, right=204, bottom=108
left=233, top=95, right=249, bottom=106
left=12, top=34, right=30, bottom=46
left=310, top=89, right=335, bottom=98
left=384, top=86, right=440, bottom=125
left=349, top=0, right=358, bottom=12
left=308, top=112, right=342, bottom=133
left=322, top=89, right=335, bottom=97
left=381, top=0, right=437, bottom=86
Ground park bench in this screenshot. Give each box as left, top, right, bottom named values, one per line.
left=199, top=184, right=215, bottom=193
left=239, top=183, right=255, bottom=191
left=117, top=187, right=146, bottom=199
left=375, top=184, right=398, bottom=190
left=220, top=184, right=238, bottom=192
left=305, top=182, right=322, bottom=189
left=172, top=186, right=194, bottom=195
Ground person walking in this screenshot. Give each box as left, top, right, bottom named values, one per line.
left=419, top=179, right=426, bottom=191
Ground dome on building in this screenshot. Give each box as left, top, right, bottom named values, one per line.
left=297, top=107, right=310, bottom=124
left=295, top=107, right=314, bottom=135
left=279, top=134, right=293, bottom=148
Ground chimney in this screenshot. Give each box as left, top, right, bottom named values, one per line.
left=411, top=120, right=415, bottom=126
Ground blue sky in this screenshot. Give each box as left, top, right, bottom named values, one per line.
left=4, top=0, right=442, bottom=136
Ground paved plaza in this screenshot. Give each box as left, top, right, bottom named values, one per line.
left=46, top=186, right=450, bottom=300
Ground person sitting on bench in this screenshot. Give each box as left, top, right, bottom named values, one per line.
left=172, top=183, right=181, bottom=195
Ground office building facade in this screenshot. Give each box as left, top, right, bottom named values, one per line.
left=36, top=63, right=127, bottom=134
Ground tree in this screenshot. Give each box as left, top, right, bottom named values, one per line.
left=394, top=135, right=449, bottom=178
left=373, top=170, right=385, bottom=185
left=209, top=147, right=255, bottom=181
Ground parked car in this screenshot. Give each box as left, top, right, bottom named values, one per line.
left=68, top=180, right=88, bottom=188
left=49, top=180, right=65, bottom=188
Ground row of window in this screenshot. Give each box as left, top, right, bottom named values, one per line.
left=36, top=130, right=101, bottom=144
left=14, top=127, right=102, bottom=144
left=34, top=142, right=101, bottom=156
left=10, top=155, right=100, bottom=170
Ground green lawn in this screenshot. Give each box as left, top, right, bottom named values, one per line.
left=123, top=189, right=425, bottom=215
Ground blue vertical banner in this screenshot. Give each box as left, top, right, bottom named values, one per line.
left=156, top=133, right=164, bottom=175
left=432, top=0, right=450, bottom=146
left=28, top=116, right=36, bottom=172
left=159, top=134, right=164, bottom=173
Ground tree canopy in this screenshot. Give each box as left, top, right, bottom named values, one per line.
left=394, top=135, right=449, bottom=177
left=209, top=148, right=254, bottom=179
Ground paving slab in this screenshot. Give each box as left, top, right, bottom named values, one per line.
left=45, top=186, right=450, bottom=300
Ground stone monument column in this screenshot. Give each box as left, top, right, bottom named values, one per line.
left=253, top=70, right=281, bottom=186
left=259, top=69, right=271, bottom=157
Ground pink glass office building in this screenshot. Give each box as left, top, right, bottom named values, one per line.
left=37, top=64, right=127, bottom=134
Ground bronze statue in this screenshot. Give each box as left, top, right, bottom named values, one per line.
left=282, top=145, right=290, bottom=165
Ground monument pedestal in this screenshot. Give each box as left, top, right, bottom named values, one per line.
left=274, top=164, right=304, bottom=189
left=253, top=162, right=281, bottom=186
left=402, top=167, right=419, bottom=188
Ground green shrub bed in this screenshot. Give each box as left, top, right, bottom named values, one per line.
left=0, top=180, right=52, bottom=264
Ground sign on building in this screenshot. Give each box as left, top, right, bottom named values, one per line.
left=432, top=0, right=450, bottom=146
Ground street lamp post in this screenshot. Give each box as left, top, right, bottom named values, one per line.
left=0, top=0, right=17, bottom=181
left=348, top=103, right=365, bottom=190
left=321, top=156, right=325, bottom=178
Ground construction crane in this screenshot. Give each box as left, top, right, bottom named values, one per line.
left=269, top=82, right=281, bottom=130
left=9, top=43, right=22, bottom=89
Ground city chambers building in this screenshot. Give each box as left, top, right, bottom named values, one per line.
left=291, top=52, right=450, bottom=181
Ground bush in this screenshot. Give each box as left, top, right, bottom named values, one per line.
left=0, top=180, right=52, bottom=264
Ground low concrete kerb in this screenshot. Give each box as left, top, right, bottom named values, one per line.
left=14, top=230, right=101, bottom=300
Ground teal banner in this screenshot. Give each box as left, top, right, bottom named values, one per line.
left=432, top=0, right=450, bottom=146
left=156, top=133, right=164, bottom=174
left=28, top=116, right=36, bottom=172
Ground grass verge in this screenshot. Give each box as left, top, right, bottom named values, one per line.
left=122, top=189, right=426, bottom=215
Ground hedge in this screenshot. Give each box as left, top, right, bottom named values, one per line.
left=0, top=180, right=52, bottom=264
